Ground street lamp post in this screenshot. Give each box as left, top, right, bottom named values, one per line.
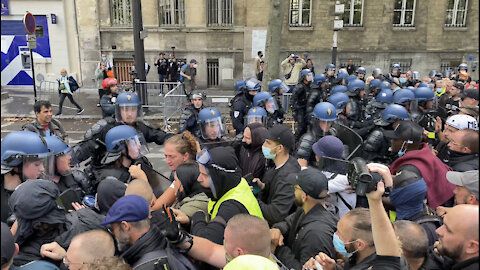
left=333, top=1, right=344, bottom=67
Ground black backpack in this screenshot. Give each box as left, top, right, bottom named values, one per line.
left=132, top=243, right=198, bottom=270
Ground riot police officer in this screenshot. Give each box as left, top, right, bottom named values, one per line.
left=100, top=78, right=119, bottom=118
left=71, top=92, right=172, bottom=166
left=297, top=102, right=337, bottom=167
left=290, top=69, right=314, bottom=140
left=365, top=88, right=394, bottom=123
left=393, top=88, right=416, bottom=112
left=1, top=131, right=53, bottom=223
left=198, top=107, right=229, bottom=149
left=334, top=69, right=349, bottom=86
left=268, top=79, right=289, bottom=113
left=328, top=92, right=350, bottom=115
left=356, top=67, right=366, bottom=81
left=345, top=74, right=357, bottom=86
left=306, top=74, right=329, bottom=115
left=230, top=78, right=260, bottom=135
left=44, top=136, right=91, bottom=196
left=412, top=87, right=437, bottom=142
left=362, top=104, right=409, bottom=164
left=324, top=64, right=336, bottom=85
left=372, top=68, right=383, bottom=80
left=389, top=63, right=401, bottom=79
left=253, top=91, right=284, bottom=127
left=179, top=90, right=205, bottom=138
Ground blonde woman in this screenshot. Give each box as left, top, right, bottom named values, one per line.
left=56, top=68, right=84, bottom=116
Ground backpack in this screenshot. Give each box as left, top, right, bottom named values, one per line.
left=179, top=64, right=188, bottom=82
left=68, top=76, right=79, bottom=92
left=132, top=243, right=198, bottom=270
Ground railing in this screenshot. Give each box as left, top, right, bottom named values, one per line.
left=37, top=80, right=80, bottom=110
left=134, top=81, right=181, bottom=109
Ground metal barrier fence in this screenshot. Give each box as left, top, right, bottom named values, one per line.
left=163, top=83, right=188, bottom=131
left=134, top=81, right=181, bottom=109
left=37, top=80, right=81, bottom=110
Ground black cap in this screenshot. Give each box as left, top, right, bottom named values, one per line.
left=1, top=222, right=15, bottom=267
left=453, top=82, right=465, bottom=91
left=266, top=125, right=295, bottom=151
left=297, top=168, right=328, bottom=199
left=384, top=120, right=424, bottom=142
left=461, top=88, right=479, bottom=101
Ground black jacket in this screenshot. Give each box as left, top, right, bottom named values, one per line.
left=121, top=225, right=169, bottom=267
left=290, top=81, right=311, bottom=113
left=230, top=92, right=254, bottom=135
left=446, top=150, right=479, bottom=172
left=343, top=253, right=403, bottom=270
left=273, top=203, right=338, bottom=270
left=22, top=118, right=66, bottom=140
left=238, top=124, right=269, bottom=179
left=179, top=104, right=202, bottom=137
left=258, top=155, right=300, bottom=226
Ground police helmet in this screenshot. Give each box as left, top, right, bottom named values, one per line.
left=458, top=63, right=468, bottom=72
left=328, top=92, right=350, bottom=113
left=368, top=79, right=382, bottom=90
left=429, top=70, right=439, bottom=78
left=313, top=74, right=327, bottom=85
left=345, top=75, right=357, bottom=85
left=268, top=79, right=289, bottom=93
left=313, top=102, right=337, bottom=122
left=378, top=81, right=392, bottom=90
left=331, top=85, right=348, bottom=95
left=234, top=79, right=247, bottom=92
left=198, top=107, right=226, bottom=140
left=417, top=82, right=430, bottom=88
left=115, top=92, right=143, bottom=123
left=103, top=125, right=148, bottom=164
left=245, top=78, right=261, bottom=91
left=380, top=104, right=409, bottom=125
left=190, top=90, right=206, bottom=100
left=44, top=136, right=71, bottom=157
left=372, top=68, right=383, bottom=77
left=300, top=69, right=314, bottom=82
left=391, top=63, right=401, bottom=71
left=246, top=107, right=267, bottom=126
left=325, top=64, right=336, bottom=72
left=393, top=89, right=415, bottom=105
left=346, top=79, right=366, bottom=96
left=414, top=87, right=435, bottom=102
left=356, top=67, right=366, bottom=75
left=374, top=89, right=394, bottom=108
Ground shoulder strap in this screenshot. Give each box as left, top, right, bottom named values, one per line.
left=335, top=192, right=353, bottom=210
left=132, top=249, right=168, bottom=269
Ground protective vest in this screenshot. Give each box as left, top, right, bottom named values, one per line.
left=435, top=88, right=446, bottom=97
left=208, top=178, right=264, bottom=220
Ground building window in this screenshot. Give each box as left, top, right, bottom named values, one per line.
left=289, top=0, right=312, bottom=27
left=339, top=59, right=362, bottom=69
left=207, top=0, right=233, bottom=26
left=207, top=59, right=219, bottom=87
left=393, top=0, right=416, bottom=27
left=440, top=60, right=462, bottom=73
left=113, top=60, right=135, bottom=83
left=343, top=0, right=363, bottom=27
left=445, top=0, right=468, bottom=27
left=111, top=0, right=132, bottom=26
left=390, top=59, right=412, bottom=72
left=159, top=0, right=185, bottom=26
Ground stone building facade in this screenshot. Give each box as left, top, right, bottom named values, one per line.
left=74, top=0, right=479, bottom=89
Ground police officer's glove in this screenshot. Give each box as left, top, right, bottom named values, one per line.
left=163, top=205, right=193, bottom=253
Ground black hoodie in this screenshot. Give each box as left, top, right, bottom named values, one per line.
left=239, top=123, right=269, bottom=179
left=191, top=146, right=250, bottom=244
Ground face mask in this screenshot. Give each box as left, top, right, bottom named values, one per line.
left=333, top=233, right=358, bottom=258
left=102, top=57, right=107, bottom=61
left=436, top=88, right=443, bottom=93
left=397, top=141, right=408, bottom=157
left=262, top=146, right=278, bottom=160
left=399, top=78, right=407, bottom=83
left=242, top=141, right=251, bottom=149
left=193, top=64, right=198, bottom=68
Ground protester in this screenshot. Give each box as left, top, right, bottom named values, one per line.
left=22, top=100, right=66, bottom=140
left=56, top=69, right=84, bottom=116
left=281, top=54, right=306, bottom=93
left=445, top=129, right=479, bottom=171
left=238, top=123, right=269, bottom=181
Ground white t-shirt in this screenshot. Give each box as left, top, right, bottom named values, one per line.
left=323, top=171, right=357, bottom=219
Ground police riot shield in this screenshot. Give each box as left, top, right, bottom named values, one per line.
left=312, top=156, right=350, bottom=175
left=140, top=163, right=172, bottom=198
left=332, top=122, right=363, bottom=160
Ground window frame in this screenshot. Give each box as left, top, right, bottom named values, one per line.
left=110, top=0, right=132, bottom=26
left=159, top=0, right=186, bottom=26
left=289, top=0, right=312, bottom=27
left=207, top=0, right=233, bottom=27
left=445, top=0, right=468, bottom=27
left=390, top=59, right=412, bottom=72
left=343, top=0, right=364, bottom=27
left=393, top=0, right=416, bottom=27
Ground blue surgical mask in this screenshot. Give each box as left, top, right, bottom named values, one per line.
left=399, top=78, right=407, bottom=83
left=436, top=88, right=443, bottom=93
left=262, top=146, right=277, bottom=160
left=397, top=150, right=406, bottom=157
left=102, top=57, right=107, bottom=61
left=333, top=233, right=357, bottom=258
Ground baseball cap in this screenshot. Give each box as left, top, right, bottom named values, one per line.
left=384, top=120, right=424, bottom=142
left=445, top=114, right=478, bottom=131
left=190, top=59, right=198, bottom=64
left=453, top=82, right=465, bottom=91
left=102, top=195, right=149, bottom=225
left=446, top=170, right=479, bottom=199
left=296, top=168, right=328, bottom=200
left=312, top=136, right=344, bottom=159
left=266, top=125, right=295, bottom=151
left=1, top=222, right=15, bottom=267
left=461, top=88, right=479, bottom=101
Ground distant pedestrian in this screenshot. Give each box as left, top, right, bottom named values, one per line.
left=95, top=61, right=108, bottom=107
left=97, top=53, right=113, bottom=70
left=56, top=69, right=84, bottom=116
left=180, top=59, right=198, bottom=95
left=255, top=51, right=263, bottom=78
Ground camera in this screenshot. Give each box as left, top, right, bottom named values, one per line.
left=293, top=55, right=298, bottom=60
left=347, top=157, right=380, bottom=196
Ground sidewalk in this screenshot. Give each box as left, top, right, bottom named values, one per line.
left=1, top=86, right=235, bottom=120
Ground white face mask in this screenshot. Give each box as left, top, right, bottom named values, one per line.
left=193, top=64, right=198, bottom=69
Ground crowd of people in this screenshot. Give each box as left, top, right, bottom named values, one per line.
left=1, top=58, right=479, bottom=270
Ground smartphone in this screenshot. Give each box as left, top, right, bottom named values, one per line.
left=244, top=173, right=261, bottom=195
left=57, top=189, right=81, bottom=212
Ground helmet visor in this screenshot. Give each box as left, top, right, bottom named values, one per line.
left=115, top=105, right=143, bottom=124
left=200, top=117, right=226, bottom=140
left=125, top=136, right=149, bottom=160
left=277, top=82, right=289, bottom=93
left=22, top=154, right=54, bottom=181
left=245, top=115, right=267, bottom=126
left=305, top=72, right=313, bottom=82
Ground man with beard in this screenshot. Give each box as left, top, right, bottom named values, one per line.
left=102, top=195, right=195, bottom=268
left=436, top=170, right=479, bottom=217
left=444, top=129, right=479, bottom=172
left=434, top=204, right=479, bottom=269
left=179, top=90, right=206, bottom=138
left=270, top=168, right=337, bottom=270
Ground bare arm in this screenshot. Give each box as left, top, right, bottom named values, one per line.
left=151, top=181, right=180, bottom=210
left=179, top=235, right=227, bottom=268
